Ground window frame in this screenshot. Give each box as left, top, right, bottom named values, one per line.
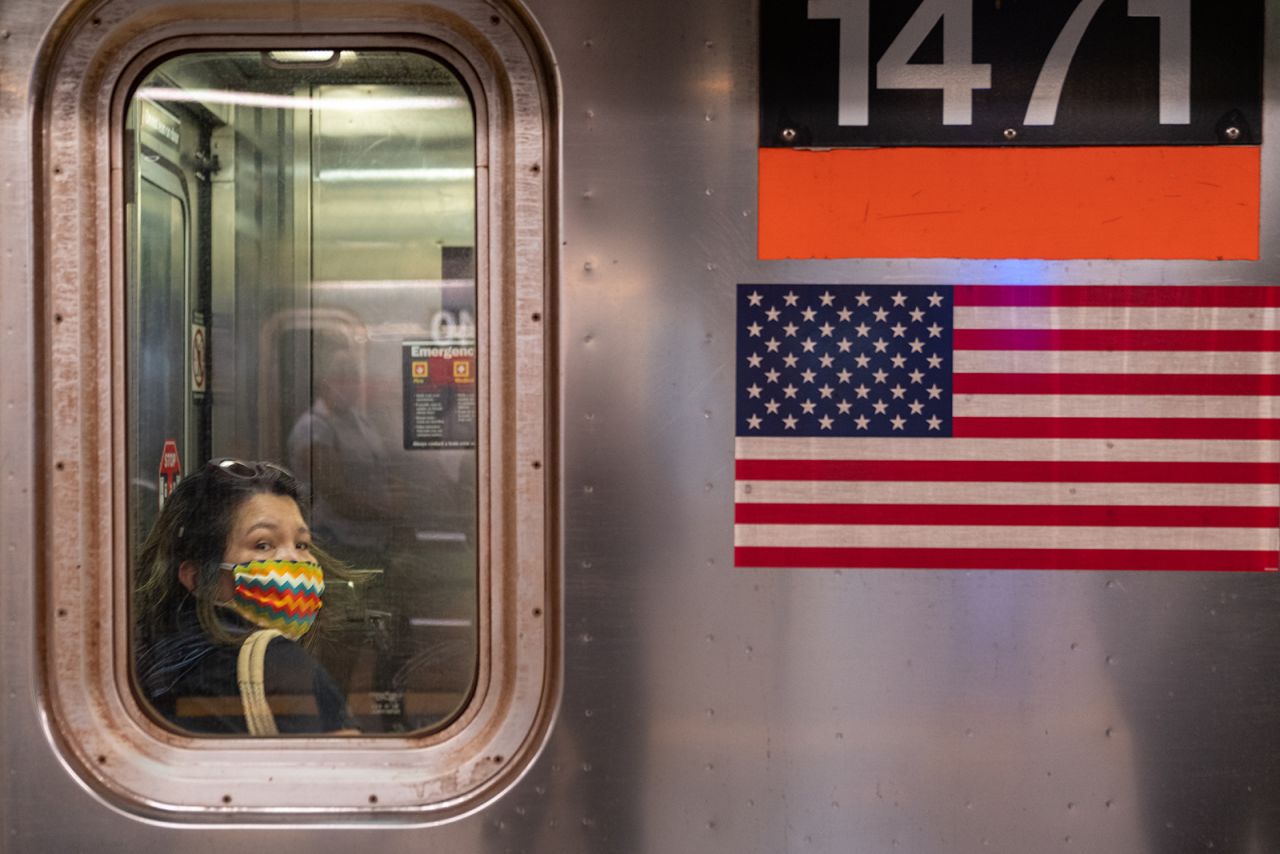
left=39, top=1, right=558, bottom=820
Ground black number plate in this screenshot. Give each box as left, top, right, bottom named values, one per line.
left=760, top=0, right=1263, bottom=147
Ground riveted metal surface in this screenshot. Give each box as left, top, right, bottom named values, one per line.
left=5, top=0, right=1280, bottom=852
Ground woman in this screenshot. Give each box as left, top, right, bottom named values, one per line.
left=134, top=458, right=357, bottom=734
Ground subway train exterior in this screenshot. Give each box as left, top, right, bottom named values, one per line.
left=2, top=0, right=1279, bottom=852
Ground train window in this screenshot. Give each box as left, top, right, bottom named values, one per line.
left=41, top=3, right=553, bottom=816
left=125, top=50, right=480, bottom=736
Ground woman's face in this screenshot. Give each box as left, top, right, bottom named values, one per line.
left=177, top=492, right=313, bottom=596
left=223, top=492, right=312, bottom=566
left=207, top=491, right=314, bottom=599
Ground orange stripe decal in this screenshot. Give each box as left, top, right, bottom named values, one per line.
left=758, top=146, right=1260, bottom=261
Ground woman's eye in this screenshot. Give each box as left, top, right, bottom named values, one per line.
left=297, top=542, right=312, bottom=552
left=254, top=541, right=272, bottom=551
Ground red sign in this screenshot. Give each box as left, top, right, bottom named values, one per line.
left=158, top=439, right=182, bottom=509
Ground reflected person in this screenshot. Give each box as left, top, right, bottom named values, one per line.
left=134, top=459, right=356, bottom=734
left=287, top=350, right=393, bottom=569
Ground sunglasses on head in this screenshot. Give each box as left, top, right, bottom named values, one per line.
left=206, top=458, right=295, bottom=480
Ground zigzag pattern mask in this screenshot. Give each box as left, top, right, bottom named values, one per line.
left=223, top=559, right=325, bottom=640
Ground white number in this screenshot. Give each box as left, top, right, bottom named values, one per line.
left=429, top=309, right=477, bottom=341
left=875, top=0, right=991, bottom=125
left=1024, top=0, right=1105, bottom=125
left=814, top=0, right=1195, bottom=130
left=808, top=0, right=872, bottom=126
left=1027, top=0, right=1191, bottom=126
left=1129, top=0, right=1191, bottom=124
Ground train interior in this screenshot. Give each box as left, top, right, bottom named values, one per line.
left=125, top=49, right=480, bottom=734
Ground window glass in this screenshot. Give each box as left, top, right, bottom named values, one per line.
left=125, top=50, right=478, bottom=736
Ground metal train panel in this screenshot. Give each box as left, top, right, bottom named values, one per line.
left=3, top=0, right=1280, bottom=852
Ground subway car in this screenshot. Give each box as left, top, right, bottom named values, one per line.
left=2, top=0, right=1278, bottom=851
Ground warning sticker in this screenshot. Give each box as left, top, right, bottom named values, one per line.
left=191, top=320, right=207, bottom=395
left=402, top=341, right=476, bottom=450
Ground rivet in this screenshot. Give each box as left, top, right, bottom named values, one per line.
left=1002, top=128, right=1018, bottom=141
left=1224, top=126, right=1241, bottom=141
left=780, top=127, right=797, bottom=143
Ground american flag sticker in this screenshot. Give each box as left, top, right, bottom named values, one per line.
left=734, top=284, right=1280, bottom=572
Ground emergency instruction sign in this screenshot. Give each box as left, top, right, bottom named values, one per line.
left=401, top=341, right=476, bottom=450
left=760, top=0, right=1262, bottom=148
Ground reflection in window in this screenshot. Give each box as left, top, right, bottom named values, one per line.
left=125, top=50, right=478, bottom=736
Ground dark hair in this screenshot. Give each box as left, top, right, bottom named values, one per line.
left=134, top=461, right=311, bottom=646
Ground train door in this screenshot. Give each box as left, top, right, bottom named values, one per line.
left=126, top=97, right=210, bottom=545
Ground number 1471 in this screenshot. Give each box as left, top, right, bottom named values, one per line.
left=809, top=0, right=1190, bottom=127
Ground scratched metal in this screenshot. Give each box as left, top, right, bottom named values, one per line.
left=5, top=0, right=1280, bottom=852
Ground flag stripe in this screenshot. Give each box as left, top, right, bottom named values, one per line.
left=954, top=329, right=1280, bottom=352
left=953, top=350, right=1280, bottom=375
left=953, top=285, right=1280, bottom=308
left=955, top=306, right=1280, bottom=331
left=737, top=481, right=1280, bottom=508
left=735, top=524, right=1275, bottom=552
left=953, top=373, right=1280, bottom=396
left=736, top=458, right=1279, bottom=484
left=954, top=394, right=1274, bottom=419
left=736, top=503, right=1278, bottom=529
left=735, top=437, right=1280, bottom=464
left=952, top=417, right=1280, bottom=439
left=734, top=547, right=1279, bottom=572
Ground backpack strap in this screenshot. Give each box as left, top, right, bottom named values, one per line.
left=237, top=629, right=284, bottom=735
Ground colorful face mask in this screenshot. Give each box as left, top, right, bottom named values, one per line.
left=222, top=559, right=324, bottom=640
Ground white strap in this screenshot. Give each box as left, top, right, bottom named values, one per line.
left=237, top=629, right=284, bottom=736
